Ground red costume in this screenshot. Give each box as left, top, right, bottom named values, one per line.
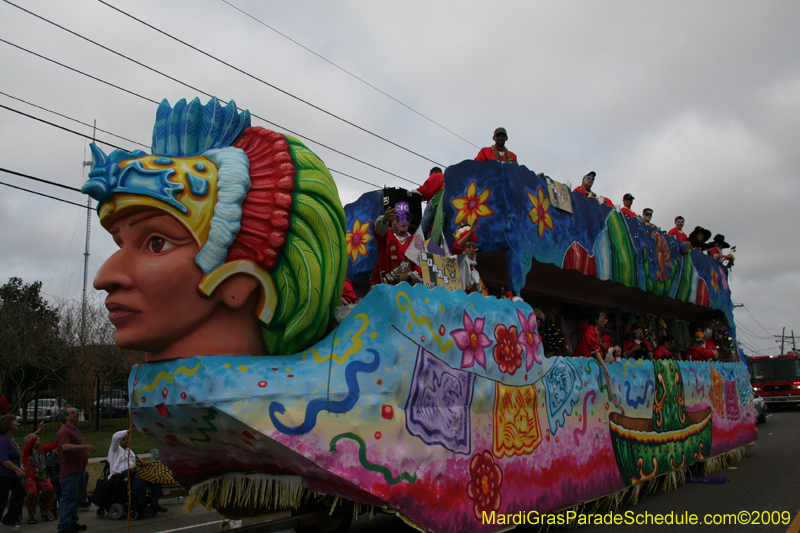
left=341, top=278, right=357, bottom=304
left=573, top=324, right=602, bottom=358
left=620, top=207, right=638, bottom=218
left=475, top=146, right=517, bottom=163
left=668, top=228, right=688, bottom=242
left=417, top=171, right=444, bottom=202
left=370, top=223, right=420, bottom=286
left=652, top=345, right=672, bottom=360
left=686, top=345, right=716, bottom=362
left=573, top=187, right=615, bottom=208
left=22, top=437, right=57, bottom=519
left=623, top=339, right=653, bottom=358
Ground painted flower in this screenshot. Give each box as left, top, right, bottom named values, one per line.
left=493, top=324, right=523, bottom=375
left=516, top=309, right=542, bottom=370
left=451, top=312, right=492, bottom=370
left=526, top=187, right=554, bottom=237
left=710, top=269, right=719, bottom=293
left=450, top=181, right=495, bottom=226
left=719, top=267, right=729, bottom=292
left=466, top=449, right=503, bottom=521
left=346, top=218, right=371, bottom=264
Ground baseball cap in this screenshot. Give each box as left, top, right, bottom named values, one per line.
left=623, top=193, right=634, bottom=200
left=494, top=127, right=507, bottom=136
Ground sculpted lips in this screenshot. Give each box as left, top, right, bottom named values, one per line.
left=105, top=302, right=141, bottom=323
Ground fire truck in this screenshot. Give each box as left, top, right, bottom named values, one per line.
left=749, top=352, right=800, bottom=405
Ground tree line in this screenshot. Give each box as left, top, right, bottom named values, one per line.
left=0, top=276, right=143, bottom=419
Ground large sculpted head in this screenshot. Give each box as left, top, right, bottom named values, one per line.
left=83, top=97, right=346, bottom=360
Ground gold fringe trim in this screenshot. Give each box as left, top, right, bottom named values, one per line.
left=552, top=445, right=750, bottom=528
left=184, top=473, right=305, bottom=514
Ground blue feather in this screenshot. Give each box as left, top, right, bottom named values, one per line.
left=152, top=99, right=172, bottom=154
left=199, top=97, right=223, bottom=152
left=167, top=99, right=187, bottom=156
left=219, top=100, right=250, bottom=148
left=216, top=100, right=238, bottom=149
left=180, top=98, right=201, bottom=156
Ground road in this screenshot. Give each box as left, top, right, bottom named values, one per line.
left=27, top=408, right=799, bottom=533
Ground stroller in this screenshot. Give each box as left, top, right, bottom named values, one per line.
left=91, top=460, right=141, bottom=521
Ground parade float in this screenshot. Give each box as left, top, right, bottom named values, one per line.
left=83, top=97, right=757, bottom=533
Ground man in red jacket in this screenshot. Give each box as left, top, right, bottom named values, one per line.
left=475, top=127, right=517, bottom=163
left=668, top=216, right=688, bottom=242
left=620, top=193, right=637, bottom=217
left=416, top=167, right=444, bottom=237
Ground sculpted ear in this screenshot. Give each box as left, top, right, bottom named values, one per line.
left=215, top=274, right=259, bottom=310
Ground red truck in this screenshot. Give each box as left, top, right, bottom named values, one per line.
left=749, top=353, right=800, bottom=406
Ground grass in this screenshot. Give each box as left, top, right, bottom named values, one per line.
left=21, top=420, right=155, bottom=458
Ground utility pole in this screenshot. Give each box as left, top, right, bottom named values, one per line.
left=773, top=327, right=797, bottom=355
left=80, top=120, right=96, bottom=346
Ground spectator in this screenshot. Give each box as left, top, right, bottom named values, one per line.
left=415, top=167, right=445, bottom=238
left=668, top=216, right=688, bottom=242
left=22, top=422, right=56, bottom=524
left=56, top=407, right=96, bottom=533
left=573, top=309, right=613, bottom=385
left=370, top=205, right=421, bottom=286
left=641, top=208, right=657, bottom=229
left=620, top=193, right=637, bottom=217
left=108, top=430, right=165, bottom=515
left=653, top=335, right=676, bottom=360
left=573, top=172, right=614, bottom=207
left=623, top=324, right=653, bottom=359
left=475, top=127, right=517, bottom=163
left=0, top=413, right=24, bottom=531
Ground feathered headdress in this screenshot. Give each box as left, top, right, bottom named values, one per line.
left=82, top=97, right=346, bottom=354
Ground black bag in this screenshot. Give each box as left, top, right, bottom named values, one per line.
left=91, top=477, right=111, bottom=508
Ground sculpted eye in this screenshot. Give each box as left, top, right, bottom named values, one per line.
left=148, top=236, right=175, bottom=253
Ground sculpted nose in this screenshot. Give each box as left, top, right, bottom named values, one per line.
left=94, top=248, right=134, bottom=292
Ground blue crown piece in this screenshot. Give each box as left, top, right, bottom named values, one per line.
left=81, top=144, right=188, bottom=214
left=151, top=97, right=251, bottom=157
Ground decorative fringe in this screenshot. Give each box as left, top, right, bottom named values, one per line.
left=552, top=445, right=750, bottom=528
left=184, top=473, right=304, bottom=514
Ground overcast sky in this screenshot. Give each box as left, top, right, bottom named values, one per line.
left=1, top=0, right=797, bottom=356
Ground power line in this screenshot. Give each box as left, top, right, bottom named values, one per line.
left=0, top=104, right=127, bottom=151
left=1, top=101, right=385, bottom=190
left=741, top=304, right=775, bottom=336
left=0, top=91, right=149, bottom=149
left=0, top=179, right=86, bottom=208
left=94, top=0, right=444, bottom=167
left=733, top=317, right=774, bottom=340
left=219, top=0, right=479, bottom=150
left=0, top=167, right=81, bottom=193
left=0, top=37, right=418, bottom=187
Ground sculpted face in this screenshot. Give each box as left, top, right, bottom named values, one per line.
left=94, top=209, right=219, bottom=358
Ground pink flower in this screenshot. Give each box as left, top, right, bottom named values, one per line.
left=466, top=450, right=503, bottom=521
left=450, top=312, right=492, bottom=370
left=516, top=309, right=542, bottom=370
left=493, top=324, right=523, bottom=375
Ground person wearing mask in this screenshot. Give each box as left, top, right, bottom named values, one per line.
left=623, top=325, right=653, bottom=359
left=668, top=216, right=688, bottom=242
left=475, top=128, right=517, bottom=163
left=370, top=205, right=421, bottom=286
left=685, top=331, right=717, bottom=362
left=641, top=208, right=658, bottom=229
left=573, top=172, right=614, bottom=207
